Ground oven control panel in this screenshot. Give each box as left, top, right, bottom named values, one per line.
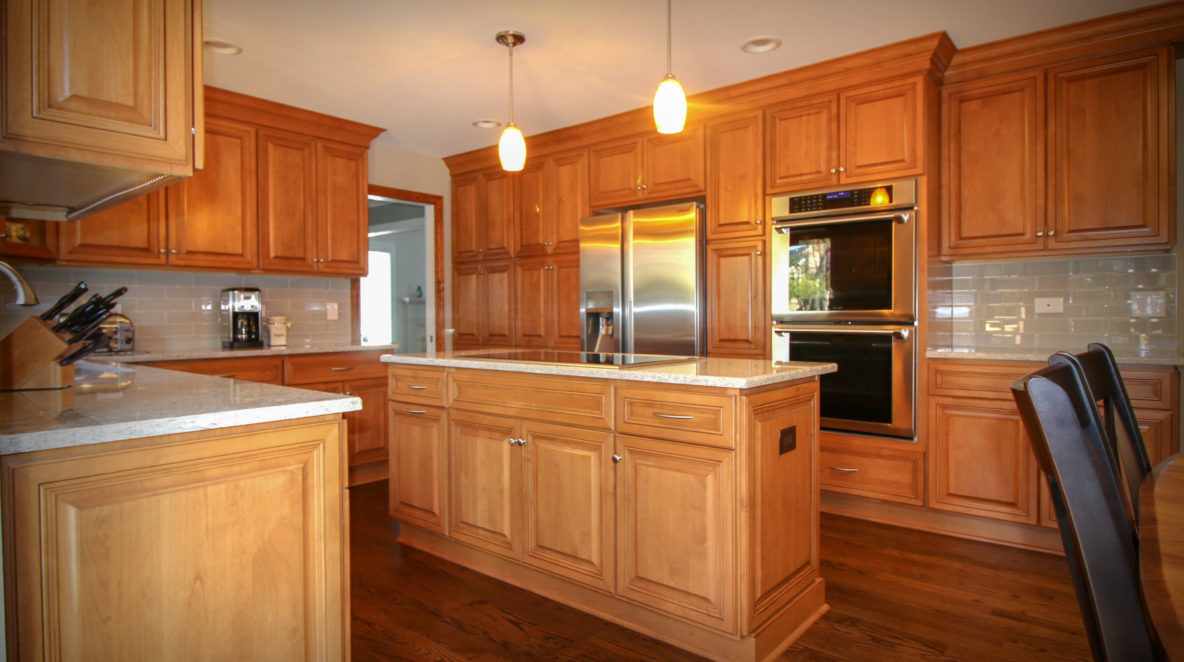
left=771, top=178, right=916, bottom=221
left=789, top=185, right=890, bottom=214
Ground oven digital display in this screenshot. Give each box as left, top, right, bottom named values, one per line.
left=788, top=185, right=892, bottom=214
left=825, top=191, right=852, bottom=201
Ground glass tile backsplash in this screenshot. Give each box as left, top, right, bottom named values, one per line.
left=0, top=266, right=352, bottom=354
left=928, top=253, right=1178, bottom=356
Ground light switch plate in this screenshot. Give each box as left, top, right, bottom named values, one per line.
left=326, top=302, right=339, bottom=320
left=1034, top=297, right=1064, bottom=314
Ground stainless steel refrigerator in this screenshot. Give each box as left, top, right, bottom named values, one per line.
left=578, top=202, right=704, bottom=356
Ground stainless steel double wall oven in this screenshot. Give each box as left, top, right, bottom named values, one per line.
left=770, top=178, right=918, bottom=439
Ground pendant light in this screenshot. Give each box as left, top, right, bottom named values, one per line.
left=496, top=30, right=526, bottom=171
left=652, top=0, right=686, bottom=134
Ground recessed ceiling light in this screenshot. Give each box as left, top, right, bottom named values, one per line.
left=741, top=36, right=781, bottom=54
left=204, top=39, right=242, bottom=55
left=472, top=119, right=502, bottom=129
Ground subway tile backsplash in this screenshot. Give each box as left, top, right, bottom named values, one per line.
left=0, top=266, right=351, bottom=354
left=928, top=253, right=1178, bottom=356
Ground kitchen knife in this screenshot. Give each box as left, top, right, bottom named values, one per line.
left=52, top=294, right=104, bottom=333
left=99, top=286, right=128, bottom=306
left=59, top=330, right=108, bottom=366
left=39, top=282, right=88, bottom=321
left=65, top=308, right=112, bottom=344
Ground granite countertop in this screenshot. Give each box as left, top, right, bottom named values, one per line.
left=109, top=343, right=396, bottom=363
left=0, top=360, right=362, bottom=456
left=926, top=347, right=1184, bottom=366
left=382, top=349, right=837, bottom=389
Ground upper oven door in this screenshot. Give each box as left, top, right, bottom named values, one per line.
left=771, top=210, right=916, bottom=323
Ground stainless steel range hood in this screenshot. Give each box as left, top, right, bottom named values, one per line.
left=0, top=151, right=180, bottom=222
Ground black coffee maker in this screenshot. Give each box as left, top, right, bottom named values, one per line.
left=220, top=287, right=264, bottom=349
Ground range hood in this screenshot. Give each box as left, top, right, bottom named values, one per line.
left=0, top=151, right=180, bottom=222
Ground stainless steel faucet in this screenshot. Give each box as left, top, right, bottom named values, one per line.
left=0, top=260, right=38, bottom=306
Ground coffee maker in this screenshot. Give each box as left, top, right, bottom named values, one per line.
left=220, top=287, right=264, bottom=349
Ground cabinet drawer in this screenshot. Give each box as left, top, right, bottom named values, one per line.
left=449, top=370, right=613, bottom=429
left=819, top=432, right=923, bottom=505
left=616, top=386, right=735, bottom=449
left=143, top=356, right=283, bottom=385
left=1120, top=368, right=1177, bottom=410
left=284, top=351, right=387, bottom=384
left=389, top=366, right=446, bottom=405
left=928, top=361, right=1031, bottom=400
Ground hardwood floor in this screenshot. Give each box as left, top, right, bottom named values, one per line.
left=349, top=480, right=1090, bottom=661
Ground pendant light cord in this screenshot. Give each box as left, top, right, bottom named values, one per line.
left=666, top=0, right=673, bottom=76
left=508, top=42, right=515, bottom=125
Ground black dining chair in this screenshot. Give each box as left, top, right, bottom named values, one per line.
left=1049, top=343, right=1152, bottom=521
left=1011, top=362, right=1159, bottom=662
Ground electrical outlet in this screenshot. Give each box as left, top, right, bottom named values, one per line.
left=1034, top=297, right=1064, bottom=314
left=1131, top=291, right=1167, bottom=318
left=326, top=302, right=339, bottom=320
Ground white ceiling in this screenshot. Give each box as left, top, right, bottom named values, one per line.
left=203, top=0, right=1161, bottom=159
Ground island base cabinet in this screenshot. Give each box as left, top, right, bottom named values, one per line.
left=2, top=417, right=348, bottom=662
left=389, top=404, right=448, bottom=534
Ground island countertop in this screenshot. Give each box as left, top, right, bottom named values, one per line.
left=381, top=349, right=836, bottom=389
left=1, top=360, right=362, bottom=456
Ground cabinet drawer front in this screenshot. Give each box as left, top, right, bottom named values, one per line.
left=928, top=361, right=1031, bottom=400
left=1120, top=368, right=1177, bottom=410
left=819, top=435, right=923, bottom=505
left=388, top=366, right=446, bottom=405
left=143, top=357, right=283, bottom=385
left=449, top=370, right=613, bottom=429
left=284, top=351, right=386, bottom=384
left=616, top=387, right=735, bottom=448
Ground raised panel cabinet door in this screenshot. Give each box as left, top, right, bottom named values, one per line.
left=1047, top=47, right=1171, bottom=251
left=766, top=95, right=838, bottom=193
left=448, top=410, right=522, bottom=559
left=481, top=260, right=514, bottom=347
left=166, top=116, right=259, bottom=270
left=515, top=162, right=547, bottom=256
left=589, top=138, right=645, bottom=208
left=840, top=77, right=922, bottom=183
left=389, top=403, right=448, bottom=534
left=3, top=0, right=196, bottom=170
left=513, top=256, right=549, bottom=347
left=644, top=122, right=706, bottom=200
left=451, top=262, right=482, bottom=346
left=941, top=71, right=1045, bottom=257
left=0, top=218, right=57, bottom=259
left=3, top=420, right=346, bottom=661
left=1137, top=408, right=1177, bottom=466
left=551, top=252, right=583, bottom=350
left=317, top=141, right=369, bottom=276
left=521, top=421, right=614, bottom=591
left=616, top=434, right=735, bottom=632
left=549, top=149, right=589, bottom=254
left=707, top=111, right=764, bottom=240
left=928, top=396, right=1040, bottom=523
left=57, top=190, right=167, bottom=265
left=344, top=378, right=389, bottom=469
left=481, top=170, right=514, bottom=260
left=706, top=239, right=766, bottom=357
left=451, top=173, right=481, bottom=261
left=258, top=129, right=317, bottom=272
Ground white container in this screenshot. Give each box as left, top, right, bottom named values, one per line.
left=265, top=316, right=290, bottom=347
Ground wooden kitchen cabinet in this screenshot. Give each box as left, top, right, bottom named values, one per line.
left=589, top=124, right=705, bottom=208
left=451, top=173, right=481, bottom=261
left=389, top=403, right=448, bottom=534
left=1, top=0, right=200, bottom=174
left=706, top=238, right=767, bottom=358
left=453, top=260, right=514, bottom=348
left=315, top=141, right=370, bottom=275
left=258, top=128, right=318, bottom=272
left=514, top=252, right=581, bottom=349
left=448, top=409, right=522, bottom=559
left=767, top=77, right=922, bottom=193
left=142, top=356, right=284, bottom=384
left=706, top=111, right=765, bottom=240
left=452, top=168, right=513, bottom=262
left=57, top=190, right=168, bottom=266
left=0, top=218, right=57, bottom=260
left=2, top=416, right=348, bottom=661
left=516, top=149, right=588, bottom=256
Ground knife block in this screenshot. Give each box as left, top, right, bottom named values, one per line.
left=0, top=316, right=75, bottom=390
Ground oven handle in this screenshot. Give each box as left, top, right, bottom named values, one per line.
left=773, top=325, right=910, bottom=340
left=773, top=212, right=910, bottom=232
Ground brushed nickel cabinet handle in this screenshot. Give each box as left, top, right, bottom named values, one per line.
left=829, top=466, right=859, bottom=473
left=653, top=413, right=694, bottom=420
left=406, top=385, right=428, bottom=390
left=331, top=366, right=354, bottom=371
left=405, top=409, right=427, bottom=414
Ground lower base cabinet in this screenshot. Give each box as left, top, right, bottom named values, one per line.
left=388, top=364, right=825, bottom=661
left=2, top=416, right=349, bottom=661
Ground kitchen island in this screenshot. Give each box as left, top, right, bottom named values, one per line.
left=382, top=349, right=836, bottom=662
left=0, top=361, right=359, bottom=660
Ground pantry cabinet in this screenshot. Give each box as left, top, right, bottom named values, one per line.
left=767, top=77, right=923, bottom=193
left=516, top=149, right=588, bottom=256
left=451, top=169, right=513, bottom=262
left=452, top=260, right=514, bottom=348
left=589, top=124, right=705, bottom=208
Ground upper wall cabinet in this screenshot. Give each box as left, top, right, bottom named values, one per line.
left=516, top=149, right=588, bottom=256
left=767, top=77, right=923, bottom=193
left=941, top=46, right=1172, bottom=259
left=452, top=169, right=514, bottom=262
left=706, top=111, right=764, bottom=240
left=0, top=0, right=202, bottom=220
left=589, top=124, right=705, bottom=208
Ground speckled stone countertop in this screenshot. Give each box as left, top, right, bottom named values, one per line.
left=926, top=347, right=1184, bottom=366
left=382, top=349, right=837, bottom=389
left=1, top=360, right=362, bottom=456
left=108, top=343, right=395, bottom=363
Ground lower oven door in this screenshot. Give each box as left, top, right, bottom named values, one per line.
left=772, top=323, right=915, bottom=439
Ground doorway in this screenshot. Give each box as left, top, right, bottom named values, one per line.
left=359, top=185, right=442, bottom=353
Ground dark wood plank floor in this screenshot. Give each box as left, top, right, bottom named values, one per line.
left=349, top=481, right=1090, bottom=661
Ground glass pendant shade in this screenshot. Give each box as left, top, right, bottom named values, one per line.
left=653, top=75, right=687, bottom=134
left=498, top=123, right=526, bottom=171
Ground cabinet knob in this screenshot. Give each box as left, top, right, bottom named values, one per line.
left=508, top=437, right=516, bottom=446
left=0, top=233, right=8, bottom=240
left=612, top=454, right=623, bottom=463
left=544, top=265, right=553, bottom=270
left=1036, top=231, right=1044, bottom=237
left=756, top=250, right=762, bottom=256
left=475, top=249, right=484, bottom=253
left=159, top=249, right=166, bottom=253
left=476, top=270, right=485, bottom=275
left=838, top=166, right=846, bottom=173
left=756, top=219, right=762, bottom=225
left=1048, top=230, right=1056, bottom=237
left=543, top=241, right=553, bottom=247
left=635, top=185, right=643, bottom=191
left=170, top=249, right=178, bottom=254
left=829, top=168, right=837, bottom=174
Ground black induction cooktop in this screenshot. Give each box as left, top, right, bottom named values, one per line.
left=469, top=349, right=696, bottom=369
